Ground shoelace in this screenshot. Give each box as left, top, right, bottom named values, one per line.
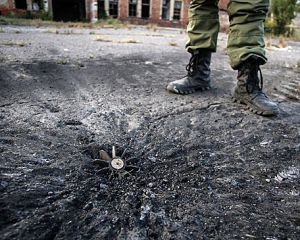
left=246, top=63, right=264, bottom=94
left=185, top=51, right=200, bottom=76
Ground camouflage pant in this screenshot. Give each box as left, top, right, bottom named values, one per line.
left=186, top=0, right=269, bottom=69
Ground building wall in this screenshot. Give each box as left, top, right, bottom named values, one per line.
left=0, top=0, right=44, bottom=15
left=118, top=0, right=194, bottom=28
left=0, top=0, right=13, bottom=7
left=0, top=0, right=26, bottom=16
left=0, top=0, right=230, bottom=30
left=219, top=0, right=229, bottom=10
left=219, top=0, right=229, bottom=31
left=151, top=0, right=161, bottom=23
left=117, top=0, right=228, bottom=29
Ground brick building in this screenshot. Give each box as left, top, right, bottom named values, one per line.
left=0, top=0, right=229, bottom=29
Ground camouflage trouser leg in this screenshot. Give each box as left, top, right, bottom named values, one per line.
left=227, top=0, right=269, bottom=69
left=186, top=0, right=269, bottom=69
left=185, top=0, right=220, bottom=53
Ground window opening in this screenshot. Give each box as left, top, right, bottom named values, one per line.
left=141, top=0, right=150, bottom=19
left=129, top=0, right=137, bottom=17
left=32, top=0, right=42, bottom=11
left=109, top=0, right=118, bottom=18
left=162, top=0, right=170, bottom=20
left=173, top=1, right=181, bottom=21
left=15, top=0, right=27, bottom=10
left=98, top=0, right=106, bottom=18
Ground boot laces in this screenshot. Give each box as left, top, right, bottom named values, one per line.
left=185, top=50, right=200, bottom=76
left=246, top=64, right=264, bottom=94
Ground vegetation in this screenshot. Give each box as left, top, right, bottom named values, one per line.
left=0, top=41, right=26, bottom=46
left=98, top=9, right=107, bottom=19
left=296, top=1, right=300, bottom=12
left=266, top=0, right=298, bottom=37
left=0, top=15, right=136, bottom=30
left=94, top=36, right=139, bottom=43
left=16, top=9, right=52, bottom=21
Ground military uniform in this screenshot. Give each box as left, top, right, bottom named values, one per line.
left=167, top=0, right=280, bottom=116
left=187, top=0, right=268, bottom=69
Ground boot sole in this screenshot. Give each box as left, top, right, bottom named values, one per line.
left=167, top=85, right=211, bottom=95
left=232, top=93, right=279, bottom=116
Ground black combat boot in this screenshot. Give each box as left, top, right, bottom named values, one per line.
left=166, top=49, right=212, bottom=94
left=233, top=56, right=279, bottom=116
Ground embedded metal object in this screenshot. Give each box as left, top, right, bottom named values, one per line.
left=110, top=158, right=124, bottom=170
left=92, top=146, right=139, bottom=179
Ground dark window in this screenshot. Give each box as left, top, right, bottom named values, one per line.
left=173, top=1, right=181, bottom=21
left=15, top=0, right=27, bottom=10
left=141, top=0, right=150, bottom=19
left=129, top=0, right=137, bottom=17
left=109, top=0, right=118, bottom=18
left=98, top=0, right=106, bottom=18
left=52, top=0, right=86, bottom=22
left=162, top=0, right=170, bottom=20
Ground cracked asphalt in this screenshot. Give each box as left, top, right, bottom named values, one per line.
left=0, top=24, right=300, bottom=239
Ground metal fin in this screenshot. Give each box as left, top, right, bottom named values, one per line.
left=112, top=146, right=116, bottom=158
left=125, top=157, right=139, bottom=165
left=125, top=165, right=140, bottom=172
left=96, top=167, right=110, bottom=174
left=92, top=159, right=110, bottom=166
left=100, top=150, right=111, bottom=161
left=121, top=149, right=127, bottom=158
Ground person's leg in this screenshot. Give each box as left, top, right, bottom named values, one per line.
left=227, top=0, right=268, bottom=69
left=228, top=0, right=279, bottom=116
left=186, top=0, right=220, bottom=52
left=166, top=0, right=220, bottom=95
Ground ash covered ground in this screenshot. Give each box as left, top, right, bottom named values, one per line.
left=0, top=24, right=300, bottom=239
